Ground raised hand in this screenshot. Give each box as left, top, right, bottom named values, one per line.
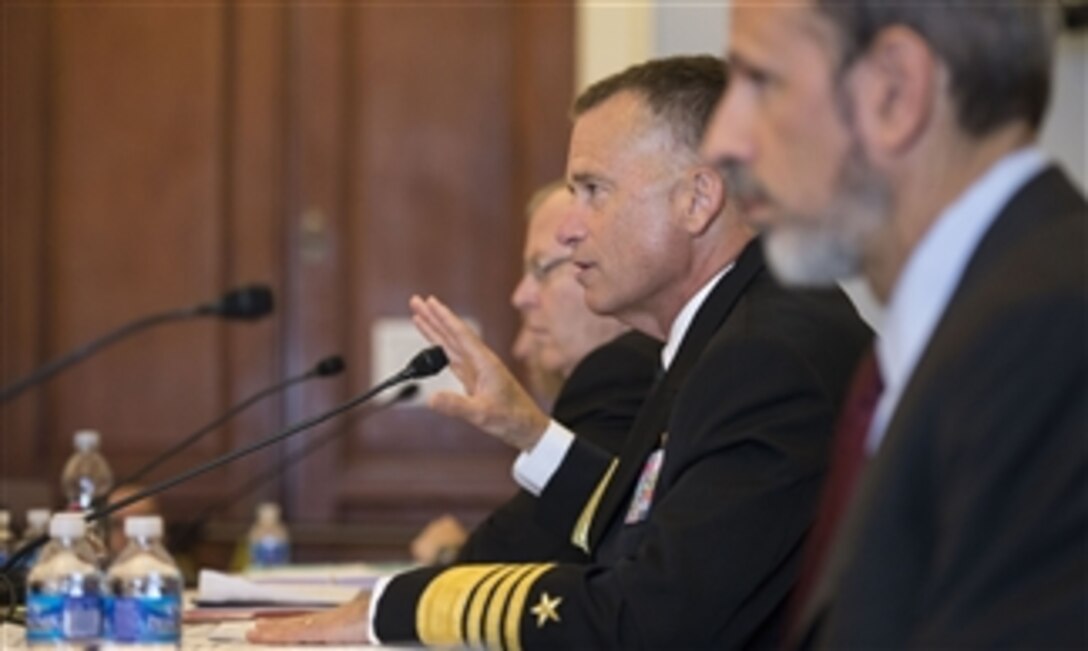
left=245, top=591, right=370, bottom=644
left=409, top=294, right=550, bottom=451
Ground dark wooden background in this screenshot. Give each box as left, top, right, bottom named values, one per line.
left=0, top=0, right=574, bottom=566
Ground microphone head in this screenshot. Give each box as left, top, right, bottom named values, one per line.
left=403, top=346, right=448, bottom=380
left=205, top=285, right=274, bottom=320
left=314, top=355, right=346, bottom=377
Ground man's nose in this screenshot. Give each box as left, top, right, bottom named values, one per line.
left=511, top=274, right=538, bottom=311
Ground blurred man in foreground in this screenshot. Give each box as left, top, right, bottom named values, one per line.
left=251, top=55, right=869, bottom=649
left=704, top=1, right=1086, bottom=647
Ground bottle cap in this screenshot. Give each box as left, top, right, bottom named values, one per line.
left=124, top=515, right=163, bottom=539
left=73, top=429, right=101, bottom=452
left=0, top=511, right=9, bottom=527
left=49, top=513, right=86, bottom=538
left=256, top=502, right=281, bottom=524
left=26, top=509, right=51, bottom=528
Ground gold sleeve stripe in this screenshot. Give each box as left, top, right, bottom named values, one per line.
left=417, top=564, right=503, bottom=647
left=464, top=565, right=520, bottom=648
left=503, top=564, right=557, bottom=651
left=483, top=565, right=540, bottom=649
left=571, top=458, right=619, bottom=553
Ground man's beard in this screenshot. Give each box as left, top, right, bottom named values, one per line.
left=724, top=140, right=892, bottom=288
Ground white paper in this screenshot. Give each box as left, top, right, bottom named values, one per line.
left=196, top=569, right=359, bottom=606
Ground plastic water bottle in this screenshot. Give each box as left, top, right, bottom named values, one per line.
left=0, top=510, right=12, bottom=566
left=61, top=429, right=114, bottom=510
left=104, top=515, right=182, bottom=647
left=247, top=502, right=290, bottom=568
left=25, top=513, right=103, bottom=646
left=60, top=429, right=113, bottom=568
left=12, top=508, right=51, bottom=571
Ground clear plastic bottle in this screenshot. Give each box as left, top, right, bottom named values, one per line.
left=103, top=515, right=182, bottom=648
left=247, top=502, right=290, bottom=568
left=60, top=429, right=113, bottom=568
left=25, top=513, right=103, bottom=646
left=61, top=429, right=114, bottom=511
left=0, top=510, right=12, bottom=566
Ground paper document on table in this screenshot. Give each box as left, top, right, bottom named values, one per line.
left=196, top=569, right=359, bottom=606
left=243, top=562, right=402, bottom=589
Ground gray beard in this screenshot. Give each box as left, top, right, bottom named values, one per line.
left=762, top=143, right=892, bottom=288
left=764, top=225, right=864, bottom=287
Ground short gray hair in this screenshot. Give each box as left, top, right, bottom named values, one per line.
left=572, top=55, right=727, bottom=152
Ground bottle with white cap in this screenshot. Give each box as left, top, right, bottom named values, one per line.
left=25, top=513, right=103, bottom=645
left=61, top=429, right=114, bottom=511
left=0, top=510, right=12, bottom=566
left=104, top=515, right=182, bottom=647
left=60, top=429, right=113, bottom=569
left=247, top=502, right=290, bottom=568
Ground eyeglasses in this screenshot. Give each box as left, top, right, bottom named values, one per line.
left=525, top=255, right=572, bottom=283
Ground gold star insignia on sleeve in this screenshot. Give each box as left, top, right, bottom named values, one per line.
left=529, top=591, right=562, bottom=628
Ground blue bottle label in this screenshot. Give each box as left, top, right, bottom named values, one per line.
left=249, top=539, right=289, bottom=567
left=104, top=594, right=182, bottom=643
left=26, top=593, right=102, bottom=642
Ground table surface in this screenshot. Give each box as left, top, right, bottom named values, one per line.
left=3, top=621, right=425, bottom=649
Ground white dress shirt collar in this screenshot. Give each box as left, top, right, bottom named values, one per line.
left=661, top=265, right=732, bottom=370
left=868, top=147, right=1048, bottom=453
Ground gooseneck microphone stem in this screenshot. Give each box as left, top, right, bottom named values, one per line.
left=176, top=384, right=418, bottom=548
left=0, top=346, right=445, bottom=586
left=95, top=374, right=408, bottom=531
left=112, top=368, right=321, bottom=492
left=0, top=285, right=274, bottom=405
left=0, top=308, right=198, bottom=404
left=0, top=374, right=403, bottom=582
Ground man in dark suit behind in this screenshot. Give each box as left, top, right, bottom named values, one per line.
left=705, top=2, right=1086, bottom=647
left=250, top=55, right=870, bottom=649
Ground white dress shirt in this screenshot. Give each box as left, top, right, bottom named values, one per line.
left=513, top=266, right=730, bottom=495
left=368, top=265, right=733, bottom=641
left=867, top=147, right=1048, bottom=454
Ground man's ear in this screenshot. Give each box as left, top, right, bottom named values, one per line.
left=680, top=166, right=726, bottom=236
left=849, top=25, right=939, bottom=157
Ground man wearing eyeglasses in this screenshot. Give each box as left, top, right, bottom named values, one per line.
left=411, top=183, right=661, bottom=565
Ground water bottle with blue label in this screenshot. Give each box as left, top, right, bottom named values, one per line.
left=247, top=502, right=290, bottom=568
left=25, top=513, right=103, bottom=646
left=103, top=515, right=182, bottom=647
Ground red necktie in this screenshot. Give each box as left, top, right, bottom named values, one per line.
left=787, top=349, right=884, bottom=635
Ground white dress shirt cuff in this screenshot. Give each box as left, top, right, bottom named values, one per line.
left=512, top=420, right=575, bottom=496
left=366, top=574, right=393, bottom=644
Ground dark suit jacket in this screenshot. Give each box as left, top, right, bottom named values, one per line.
left=807, top=166, right=1088, bottom=648
left=376, top=241, right=871, bottom=650
left=455, top=331, right=661, bottom=563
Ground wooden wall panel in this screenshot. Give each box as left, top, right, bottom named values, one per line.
left=44, top=4, right=230, bottom=504
left=1, top=0, right=575, bottom=559
left=0, top=4, right=51, bottom=490
left=215, top=2, right=289, bottom=521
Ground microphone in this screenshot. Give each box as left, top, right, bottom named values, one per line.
left=110, top=354, right=346, bottom=492
left=0, top=284, right=276, bottom=404
left=0, top=346, right=447, bottom=581
left=174, top=383, right=420, bottom=550
left=193, top=284, right=274, bottom=320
